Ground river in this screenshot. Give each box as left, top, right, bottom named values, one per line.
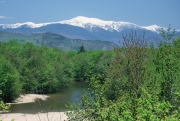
left=9, top=82, right=89, bottom=114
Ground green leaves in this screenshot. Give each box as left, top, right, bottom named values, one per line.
left=0, top=55, right=22, bottom=102
left=152, top=27, right=180, bottom=114
left=0, top=90, right=10, bottom=112
left=0, top=40, right=75, bottom=102
left=66, top=30, right=180, bottom=120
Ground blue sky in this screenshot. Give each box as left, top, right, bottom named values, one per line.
left=0, top=0, right=179, bottom=29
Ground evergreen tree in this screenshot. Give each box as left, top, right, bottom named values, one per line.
left=78, top=45, right=86, bottom=53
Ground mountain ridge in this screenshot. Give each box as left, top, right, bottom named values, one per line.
left=0, top=16, right=179, bottom=45
left=0, top=16, right=164, bottom=33
left=0, top=30, right=118, bottom=51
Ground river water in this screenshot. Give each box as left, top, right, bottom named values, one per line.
left=9, top=82, right=89, bottom=114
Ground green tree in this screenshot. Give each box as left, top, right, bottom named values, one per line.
left=153, top=25, right=180, bottom=113
left=0, top=40, right=75, bottom=97
left=66, top=31, right=180, bottom=120
left=0, top=55, right=22, bottom=102
left=78, top=45, right=86, bottom=53
left=107, top=31, right=148, bottom=101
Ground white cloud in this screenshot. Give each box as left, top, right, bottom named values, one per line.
left=0, top=15, right=6, bottom=19
left=0, top=15, right=14, bottom=19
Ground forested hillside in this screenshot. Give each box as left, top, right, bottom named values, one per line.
left=0, top=31, right=118, bottom=51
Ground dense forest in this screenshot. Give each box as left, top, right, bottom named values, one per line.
left=0, top=27, right=180, bottom=120
left=0, top=40, right=114, bottom=103
left=66, top=28, right=180, bottom=120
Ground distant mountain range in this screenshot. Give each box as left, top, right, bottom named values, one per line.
left=0, top=31, right=118, bottom=51
left=0, top=16, right=180, bottom=45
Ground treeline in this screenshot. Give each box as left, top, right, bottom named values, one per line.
left=1, top=27, right=180, bottom=119
left=67, top=28, right=180, bottom=120
left=0, top=41, right=113, bottom=103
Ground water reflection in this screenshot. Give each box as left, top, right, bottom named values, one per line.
left=9, top=82, right=89, bottom=114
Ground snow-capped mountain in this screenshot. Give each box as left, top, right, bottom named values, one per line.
left=0, top=16, right=163, bottom=32
left=0, top=16, right=178, bottom=44
left=0, top=22, right=55, bottom=29
left=60, top=16, right=143, bottom=32
left=142, top=25, right=163, bottom=32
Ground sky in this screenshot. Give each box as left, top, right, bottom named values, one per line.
left=0, top=0, right=180, bottom=29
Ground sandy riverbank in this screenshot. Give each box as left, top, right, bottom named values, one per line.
left=7, top=94, right=49, bottom=104
left=0, top=112, right=68, bottom=121
left=1, top=94, right=68, bottom=120
left=0, top=94, right=67, bottom=121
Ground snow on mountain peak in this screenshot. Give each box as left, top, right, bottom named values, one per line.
left=60, top=16, right=139, bottom=32
left=142, top=24, right=162, bottom=32
left=70, top=16, right=110, bottom=24
left=1, top=22, right=53, bottom=29
left=0, top=16, right=165, bottom=33
left=61, top=16, right=111, bottom=30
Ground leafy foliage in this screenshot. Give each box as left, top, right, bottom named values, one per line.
left=152, top=25, right=180, bottom=113
left=0, top=90, right=10, bottom=112
left=0, top=40, right=113, bottom=103
left=0, top=41, right=74, bottom=102
left=1, top=26, right=180, bottom=120
left=0, top=55, right=21, bottom=102
left=66, top=29, right=180, bottom=120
